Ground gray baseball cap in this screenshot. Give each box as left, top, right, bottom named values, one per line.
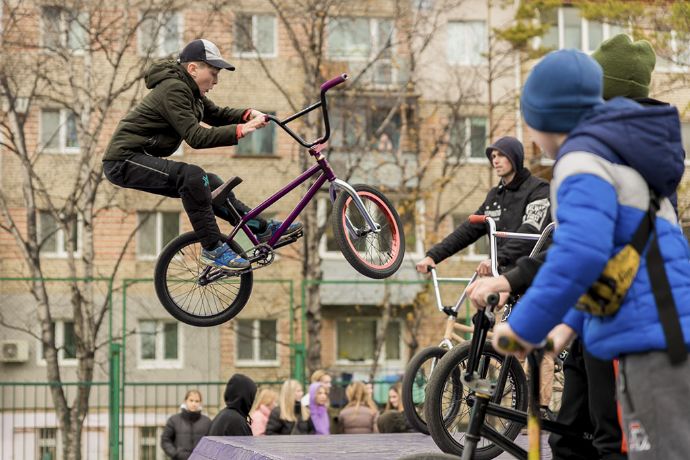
left=178, top=39, right=235, bottom=71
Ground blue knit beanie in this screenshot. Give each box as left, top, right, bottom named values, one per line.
left=521, top=49, right=604, bottom=133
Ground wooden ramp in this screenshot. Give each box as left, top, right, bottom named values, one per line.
left=189, top=433, right=552, bottom=460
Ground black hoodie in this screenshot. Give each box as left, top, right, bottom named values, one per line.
left=426, top=140, right=551, bottom=271
left=208, top=374, right=257, bottom=436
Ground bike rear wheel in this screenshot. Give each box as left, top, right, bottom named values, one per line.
left=425, top=341, right=528, bottom=460
left=331, top=184, right=405, bottom=279
left=402, top=346, right=461, bottom=434
left=154, top=232, right=253, bottom=327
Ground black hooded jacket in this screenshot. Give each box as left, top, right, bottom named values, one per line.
left=103, top=60, right=248, bottom=161
left=426, top=138, right=551, bottom=272
left=208, top=374, right=257, bottom=436
left=160, top=407, right=211, bottom=460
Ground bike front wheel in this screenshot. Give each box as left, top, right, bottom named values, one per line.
left=425, top=341, right=528, bottom=460
left=154, top=232, right=253, bottom=327
left=402, top=346, right=460, bottom=434
left=331, top=184, right=405, bottom=279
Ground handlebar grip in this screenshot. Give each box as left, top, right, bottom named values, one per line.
left=497, top=336, right=555, bottom=353
left=320, top=74, right=348, bottom=92
left=486, top=293, right=500, bottom=306
left=468, top=214, right=487, bottom=225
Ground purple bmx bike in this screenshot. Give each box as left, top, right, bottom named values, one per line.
left=154, top=75, right=406, bottom=327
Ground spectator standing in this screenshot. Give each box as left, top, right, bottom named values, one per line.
left=208, top=374, right=257, bottom=436
left=309, top=382, right=331, bottom=435
left=265, top=380, right=315, bottom=435
left=338, top=381, right=379, bottom=434
left=161, top=390, right=211, bottom=460
left=250, top=388, right=278, bottom=436
left=377, top=383, right=413, bottom=433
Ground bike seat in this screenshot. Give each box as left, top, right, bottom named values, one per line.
left=211, top=176, right=243, bottom=206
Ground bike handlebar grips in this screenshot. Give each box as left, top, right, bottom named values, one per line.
left=320, top=74, right=348, bottom=92
left=486, top=292, right=500, bottom=305
left=468, top=214, right=487, bottom=224
left=497, top=335, right=555, bottom=353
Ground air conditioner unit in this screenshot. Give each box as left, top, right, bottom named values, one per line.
left=0, top=340, right=30, bottom=363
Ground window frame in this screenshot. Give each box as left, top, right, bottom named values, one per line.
left=37, top=427, right=59, bottom=460
left=137, top=319, right=183, bottom=369
left=136, top=211, right=180, bottom=260
left=235, top=318, right=279, bottom=367
left=137, top=10, right=183, bottom=58
left=37, top=210, right=82, bottom=258
left=326, top=16, right=397, bottom=87
left=233, top=13, right=278, bottom=58
left=536, top=6, right=629, bottom=53
left=36, top=320, right=78, bottom=366
left=446, top=20, right=487, bottom=66
left=40, top=6, right=89, bottom=54
left=138, top=426, right=161, bottom=460
left=447, top=116, right=488, bottom=165
left=334, top=317, right=404, bottom=366
left=40, top=108, right=81, bottom=155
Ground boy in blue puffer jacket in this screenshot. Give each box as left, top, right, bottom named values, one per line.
left=491, top=49, right=690, bottom=460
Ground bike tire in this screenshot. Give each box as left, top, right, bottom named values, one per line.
left=402, top=346, right=459, bottom=434
left=331, top=184, right=405, bottom=279
left=425, top=341, right=528, bottom=460
left=154, top=232, right=253, bottom=327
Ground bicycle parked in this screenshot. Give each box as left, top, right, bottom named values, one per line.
left=423, top=217, right=587, bottom=460
left=154, top=75, right=406, bottom=327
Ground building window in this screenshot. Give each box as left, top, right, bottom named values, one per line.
left=336, top=318, right=402, bottom=363
left=452, top=213, right=489, bottom=259
left=139, top=320, right=181, bottom=367
left=539, top=6, right=627, bottom=52
left=37, top=427, right=58, bottom=459
left=137, top=212, right=180, bottom=258
left=448, top=117, right=487, bottom=163
left=139, top=426, right=158, bottom=460
left=234, top=14, right=277, bottom=57
left=236, top=319, right=278, bottom=365
left=40, top=109, right=80, bottom=154
left=447, top=21, right=486, bottom=65
left=39, top=320, right=77, bottom=364
left=41, top=6, right=88, bottom=52
left=139, top=11, right=181, bottom=57
left=237, top=111, right=276, bottom=155
left=657, top=31, right=690, bottom=71
left=327, top=17, right=395, bottom=86
left=38, top=211, right=81, bottom=257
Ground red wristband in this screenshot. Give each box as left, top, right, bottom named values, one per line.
left=236, top=124, right=244, bottom=140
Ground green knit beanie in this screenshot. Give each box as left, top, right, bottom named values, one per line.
left=591, top=34, right=655, bottom=100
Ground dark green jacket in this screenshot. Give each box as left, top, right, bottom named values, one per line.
left=103, top=60, right=248, bottom=161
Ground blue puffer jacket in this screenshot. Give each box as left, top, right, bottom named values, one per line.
left=508, top=97, right=690, bottom=360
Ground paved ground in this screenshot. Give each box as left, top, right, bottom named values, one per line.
left=190, top=433, right=551, bottom=459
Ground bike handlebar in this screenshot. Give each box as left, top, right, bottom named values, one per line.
left=320, top=74, right=348, bottom=92
left=497, top=335, right=555, bottom=353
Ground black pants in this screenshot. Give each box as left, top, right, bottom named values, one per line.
left=549, top=338, right=627, bottom=460
left=103, top=152, right=260, bottom=250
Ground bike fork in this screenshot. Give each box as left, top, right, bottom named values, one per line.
left=329, top=180, right=381, bottom=236
left=462, top=392, right=491, bottom=460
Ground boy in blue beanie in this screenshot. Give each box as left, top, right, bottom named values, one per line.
left=489, top=49, right=690, bottom=459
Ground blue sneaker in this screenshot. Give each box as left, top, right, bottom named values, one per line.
left=257, top=220, right=303, bottom=243
left=200, top=243, right=250, bottom=271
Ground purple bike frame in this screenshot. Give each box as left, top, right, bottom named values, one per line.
left=225, top=147, right=337, bottom=247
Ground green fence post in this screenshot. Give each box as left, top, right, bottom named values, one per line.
left=109, top=343, right=121, bottom=460
left=291, top=344, right=306, bottom=383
